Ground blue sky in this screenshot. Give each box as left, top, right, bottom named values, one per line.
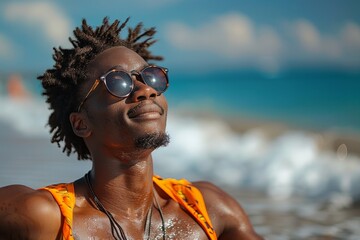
left=0, top=0, right=359, bottom=74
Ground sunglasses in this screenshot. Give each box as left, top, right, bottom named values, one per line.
left=77, top=65, right=169, bottom=112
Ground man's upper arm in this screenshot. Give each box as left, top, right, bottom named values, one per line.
left=0, top=185, right=62, bottom=239
left=194, top=181, right=263, bottom=240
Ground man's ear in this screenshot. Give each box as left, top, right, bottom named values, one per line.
left=69, top=112, right=91, bottom=138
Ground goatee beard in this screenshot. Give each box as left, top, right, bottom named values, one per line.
left=135, top=132, right=170, bottom=150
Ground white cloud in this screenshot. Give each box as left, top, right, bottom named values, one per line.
left=165, top=13, right=282, bottom=72
left=341, top=22, right=360, bottom=48
left=339, top=22, right=360, bottom=67
left=292, top=20, right=321, bottom=52
left=0, top=33, right=16, bottom=59
left=165, top=13, right=360, bottom=72
left=289, top=20, right=360, bottom=68
left=4, top=2, right=71, bottom=47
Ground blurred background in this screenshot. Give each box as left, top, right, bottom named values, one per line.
left=0, top=0, right=360, bottom=239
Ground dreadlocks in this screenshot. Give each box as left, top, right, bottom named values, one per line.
left=38, top=17, right=163, bottom=160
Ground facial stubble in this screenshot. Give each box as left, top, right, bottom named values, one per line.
left=134, top=132, right=170, bottom=150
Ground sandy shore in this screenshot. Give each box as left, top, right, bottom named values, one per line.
left=224, top=186, right=360, bottom=239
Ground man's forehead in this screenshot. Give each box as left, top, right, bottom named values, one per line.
left=87, top=46, right=147, bottom=76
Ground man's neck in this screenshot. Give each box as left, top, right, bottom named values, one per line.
left=88, top=154, right=155, bottom=218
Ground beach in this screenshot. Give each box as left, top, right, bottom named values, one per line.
left=227, top=186, right=360, bottom=239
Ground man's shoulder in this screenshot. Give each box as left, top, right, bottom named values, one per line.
left=192, top=181, right=263, bottom=239
left=191, top=180, right=245, bottom=227
left=0, top=184, right=61, bottom=211
left=0, top=184, right=62, bottom=239
left=192, top=181, right=240, bottom=212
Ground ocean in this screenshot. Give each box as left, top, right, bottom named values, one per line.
left=0, top=70, right=360, bottom=239
left=168, top=70, right=360, bottom=134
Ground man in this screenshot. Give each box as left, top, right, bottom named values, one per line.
left=0, top=18, right=262, bottom=239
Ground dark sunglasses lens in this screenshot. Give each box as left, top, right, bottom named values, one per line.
left=142, top=67, right=168, bottom=93
left=106, top=71, right=133, bottom=97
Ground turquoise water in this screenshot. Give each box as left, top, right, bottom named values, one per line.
left=167, top=70, right=360, bottom=133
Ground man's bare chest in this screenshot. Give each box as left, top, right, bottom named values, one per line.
left=72, top=202, right=210, bottom=239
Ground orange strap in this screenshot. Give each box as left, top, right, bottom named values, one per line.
left=153, top=176, right=217, bottom=240
left=41, top=176, right=217, bottom=240
left=40, top=183, right=75, bottom=240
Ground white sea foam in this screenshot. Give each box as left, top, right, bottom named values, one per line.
left=154, top=114, right=360, bottom=205
left=0, top=96, right=50, bottom=137
left=1, top=96, right=360, bottom=206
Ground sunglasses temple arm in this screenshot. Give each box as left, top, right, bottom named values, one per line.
left=77, top=79, right=101, bottom=112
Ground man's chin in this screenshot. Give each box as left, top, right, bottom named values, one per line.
left=134, top=132, right=170, bottom=150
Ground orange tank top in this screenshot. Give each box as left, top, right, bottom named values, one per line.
left=41, top=176, right=217, bottom=240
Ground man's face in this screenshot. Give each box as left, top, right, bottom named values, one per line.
left=80, top=46, right=168, bottom=153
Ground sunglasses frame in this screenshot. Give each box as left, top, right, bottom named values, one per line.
left=77, top=65, right=169, bottom=112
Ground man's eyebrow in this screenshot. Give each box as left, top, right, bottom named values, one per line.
left=108, top=64, right=150, bottom=72
left=97, top=65, right=125, bottom=76
left=107, top=65, right=125, bottom=71
left=139, top=63, right=150, bottom=70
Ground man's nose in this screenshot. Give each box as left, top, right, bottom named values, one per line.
left=129, top=77, right=157, bottom=102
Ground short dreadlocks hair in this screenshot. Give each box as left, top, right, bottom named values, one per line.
left=38, top=17, right=163, bottom=160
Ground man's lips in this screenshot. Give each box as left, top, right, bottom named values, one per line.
left=127, top=102, right=164, bottom=120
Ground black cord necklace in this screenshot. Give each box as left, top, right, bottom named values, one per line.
left=84, top=172, right=166, bottom=240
